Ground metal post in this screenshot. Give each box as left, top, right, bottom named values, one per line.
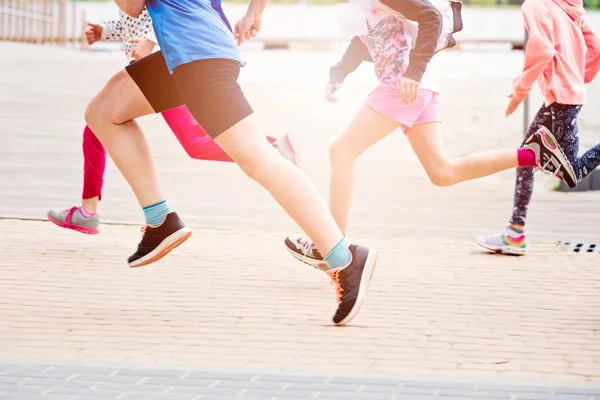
left=70, top=0, right=76, bottom=46
left=522, top=20, right=529, bottom=135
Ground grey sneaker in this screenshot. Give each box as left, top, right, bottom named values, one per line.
left=475, top=228, right=527, bottom=256
left=48, top=206, right=100, bottom=235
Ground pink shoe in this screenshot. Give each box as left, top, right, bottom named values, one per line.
left=274, top=134, right=297, bottom=165
left=47, top=206, right=100, bottom=235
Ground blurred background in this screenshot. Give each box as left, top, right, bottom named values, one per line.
left=1, top=0, right=598, bottom=54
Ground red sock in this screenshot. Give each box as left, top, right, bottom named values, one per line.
left=517, top=148, right=537, bottom=167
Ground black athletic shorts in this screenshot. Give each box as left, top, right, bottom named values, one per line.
left=125, top=51, right=253, bottom=138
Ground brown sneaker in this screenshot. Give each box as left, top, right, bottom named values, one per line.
left=128, top=212, right=192, bottom=268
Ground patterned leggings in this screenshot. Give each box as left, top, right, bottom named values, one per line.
left=511, top=103, right=600, bottom=226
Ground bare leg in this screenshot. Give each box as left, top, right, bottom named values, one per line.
left=214, top=114, right=344, bottom=256
left=407, top=122, right=519, bottom=187
left=85, top=70, right=164, bottom=207
left=81, top=197, right=100, bottom=214
left=329, top=106, right=400, bottom=234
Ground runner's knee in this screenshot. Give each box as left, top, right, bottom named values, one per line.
left=238, top=148, right=282, bottom=182
left=330, top=137, right=358, bottom=164
left=423, top=160, right=457, bottom=187
left=427, top=170, right=456, bottom=187
left=85, top=70, right=143, bottom=130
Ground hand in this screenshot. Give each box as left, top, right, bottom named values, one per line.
left=506, top=95, right=522, bottom=116
left=396, top=77, right=420, bottom=105
left=234, top=12, right=262, bottom=46
left=129, top=37, right=156, bottom=61
left=84, top=22, right=103, bottom=45
left=325, top=83, right=341, bottom=102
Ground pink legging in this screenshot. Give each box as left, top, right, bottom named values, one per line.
left=82, top=105, right=277, bottom=200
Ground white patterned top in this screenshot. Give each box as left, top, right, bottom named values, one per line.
left=100, top=8, right=158, bottom=61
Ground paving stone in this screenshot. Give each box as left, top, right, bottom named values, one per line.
left=1, top=371, right=73, bottom=380
left=117, top=370, right=187, bottom=379
left=71, top=374, right=141, bottom=384
left=257, top=374, right=327, bottom=383
left=0, top=384, right=47, bottom=394
left=22, top=378, right=92, bottom=389
left=48, top=367, right=117, bottom=376
left=143, top=377, right=215, bottom=387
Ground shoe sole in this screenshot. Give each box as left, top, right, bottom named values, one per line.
left=285, top=244, right=323, bottom=269
left=129, top=228, right=193, bottom=268
left=536, top=128, right=577, bottom=188
left=475, top=239, right=526, bottom=256
left=335, top=248, right=378, bottom=327
left=47, top=212, right=99, bottom=235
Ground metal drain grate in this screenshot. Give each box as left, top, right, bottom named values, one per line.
left=556, top=241, right=600, bottom=253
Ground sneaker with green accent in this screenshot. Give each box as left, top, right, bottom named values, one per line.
left=475, top=228, right=527, bottom=256
left=523, top=126, right=577, bottom=188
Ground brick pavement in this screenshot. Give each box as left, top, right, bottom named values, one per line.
left=1, top=219, right=599, bottom=383
left=1, top=361, right=600, bottom=400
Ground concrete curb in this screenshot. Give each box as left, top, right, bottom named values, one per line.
left=258, top=38, right=525, bottom=51
left=2, top=357, right=600, bottom=388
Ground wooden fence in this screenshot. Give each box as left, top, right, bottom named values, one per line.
left=0, top=0, right=87, bottom=47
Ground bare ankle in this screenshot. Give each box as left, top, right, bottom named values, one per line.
left=81, top=197, right=100, bottom=214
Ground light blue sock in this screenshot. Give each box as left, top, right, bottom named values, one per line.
left=143, top=200, right=171, bottom=226
left=324, top=238, right=351, bottom=269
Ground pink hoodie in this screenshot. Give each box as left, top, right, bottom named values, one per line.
left=512, top=0, right=600, bottom=105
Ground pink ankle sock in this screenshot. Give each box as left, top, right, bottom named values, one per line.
left=79, top=207, right=98, bottom=218
left=517, top=148, right=537, bottom=167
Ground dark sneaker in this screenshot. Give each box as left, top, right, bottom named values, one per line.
left=523, top=126, right=577, bottom=188
left=284, top=236, right=324, bottom=268
left=327, top=244, right=378, bottom=326
left=128, top=212, right=192, bottom=268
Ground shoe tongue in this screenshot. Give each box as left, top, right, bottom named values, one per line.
left=506, top=226, right=524, bottom=237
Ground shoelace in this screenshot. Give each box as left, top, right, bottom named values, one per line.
left=299, top=238, right=316, bottom=261
left=299, top=237, right=343, bottom=301
left=329, top=269, right=344, bottom=305
left=540, top=154, right=560, bottom=175
left=63, top=206, right=79, bottom=225
left=136, top=225, right=157, bottom=252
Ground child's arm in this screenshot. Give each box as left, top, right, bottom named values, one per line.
left=100, top=19, right=125, bottom=41
left=329, top=36, right=372, bottom=85
left=581, top=16, right=600, bottom=84
left=115, top=0, right=145, bottom=18
left=143, top=29, right=158, bottom=45
left=139, top=8, right=158, bottom=45
left=511, top=1, right=555, bottom=101
left=381, top=0, right=442, bottom=83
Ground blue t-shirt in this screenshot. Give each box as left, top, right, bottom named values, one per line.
left=146, top=0, right=242, bottom=72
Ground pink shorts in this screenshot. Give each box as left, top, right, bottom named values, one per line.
left=365, top=86, right=441, bottom=131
